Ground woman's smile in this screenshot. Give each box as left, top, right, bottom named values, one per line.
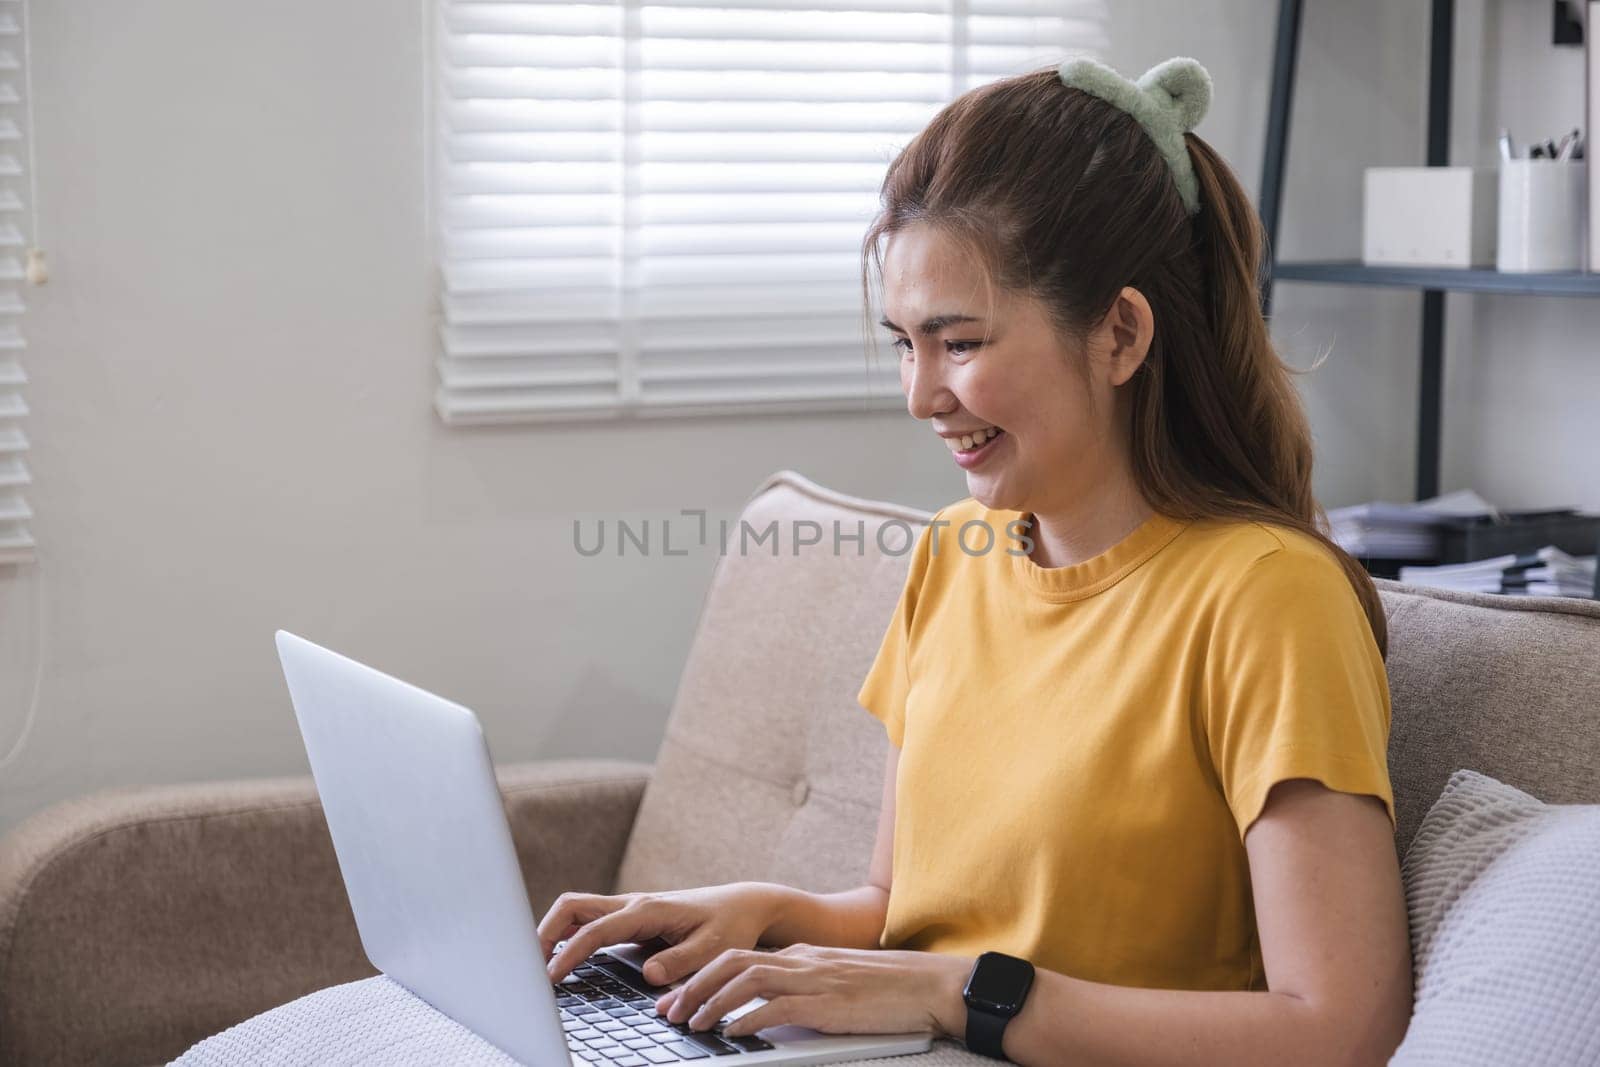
left=946, top=426, right=1007, bottom=470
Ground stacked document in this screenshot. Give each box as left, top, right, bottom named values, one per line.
left=1400, top=547, right=1598, bottom=598
left=1326, top=489, right=1499, bottom=559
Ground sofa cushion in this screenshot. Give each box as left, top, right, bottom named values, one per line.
left=615, top=471, right=932, bottom=895
left=1376, top=581, right=1600, bottom=855
left=1391, top=769, right=1600, bottom=1065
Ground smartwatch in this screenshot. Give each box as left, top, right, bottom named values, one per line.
left=961, top=951, right=1035, bottom=1060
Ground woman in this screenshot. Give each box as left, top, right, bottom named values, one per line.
left=540, top=56, right=1413, bottom=1065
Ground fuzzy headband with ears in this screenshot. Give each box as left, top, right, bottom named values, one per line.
left=1055, top=56, right=1213, bottom=215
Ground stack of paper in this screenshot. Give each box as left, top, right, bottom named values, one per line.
left=1325, top=489, right=1499, bottom=559
left=1400, top=547, right=1598, bottom=598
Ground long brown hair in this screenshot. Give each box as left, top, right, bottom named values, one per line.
left=858, top=66, right=1388, bottom=657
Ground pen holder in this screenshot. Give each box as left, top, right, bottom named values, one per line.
left=1496, top=159, right=1587, bottom=272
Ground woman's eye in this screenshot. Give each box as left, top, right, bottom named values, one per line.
left=887, top=338, right=981, bottom=357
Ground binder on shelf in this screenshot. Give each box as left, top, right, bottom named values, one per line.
left=1437, top=512, right=1600, bottom=563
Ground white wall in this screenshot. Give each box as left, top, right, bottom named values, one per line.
left=0, top=0, right=1595, bottom=833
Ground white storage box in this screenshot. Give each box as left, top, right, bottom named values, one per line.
left=1363, top=166, right=1498, bottom=268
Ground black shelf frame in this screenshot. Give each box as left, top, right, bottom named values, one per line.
left=1257, top=0, right=1600, bottom=500
left=1275, top=261, right=1600, bottom=296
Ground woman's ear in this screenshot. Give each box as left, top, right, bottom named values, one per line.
left=1090, top=286, right=1155, bottom=387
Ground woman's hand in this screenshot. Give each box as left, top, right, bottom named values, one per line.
left=538, top=882, right=779, bottom=985
left=655, top=943, right=973, bottom=1041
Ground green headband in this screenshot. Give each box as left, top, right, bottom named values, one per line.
left=1056, top=56, right=1213, bottom=216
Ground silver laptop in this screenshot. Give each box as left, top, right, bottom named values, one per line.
left=275, top=630, right=936, bottom=1066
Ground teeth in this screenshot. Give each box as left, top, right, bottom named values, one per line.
left=947, top=427, right=1000, bottom=451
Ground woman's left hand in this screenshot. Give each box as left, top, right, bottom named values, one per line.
left=653, top=943, right=972, bottom=1040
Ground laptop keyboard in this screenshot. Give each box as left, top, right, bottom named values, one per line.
left=555, top=954, right=777, bottom=1062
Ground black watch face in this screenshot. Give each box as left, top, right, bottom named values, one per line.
left=962, top=951, right=1034, bottom=1014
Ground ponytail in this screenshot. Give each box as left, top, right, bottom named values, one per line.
left=1160, top=135, right=1389, bottom=657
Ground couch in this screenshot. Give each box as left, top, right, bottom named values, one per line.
left=2, top=469, right=1598, bottom=1066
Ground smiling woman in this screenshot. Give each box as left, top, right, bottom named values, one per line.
left=835, top=56, right=1412, bottom=1064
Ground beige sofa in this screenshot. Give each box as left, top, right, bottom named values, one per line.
left=2, top=469, right=1598, bottom=1066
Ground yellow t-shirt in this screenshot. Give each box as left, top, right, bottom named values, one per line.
left=856, top=497, right=1395, bottom=992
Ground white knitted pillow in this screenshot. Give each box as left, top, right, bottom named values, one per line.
left=1391, top=769, right=1600, bottom=1066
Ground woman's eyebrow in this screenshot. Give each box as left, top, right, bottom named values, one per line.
left=878, top=313, right=984, bottom=337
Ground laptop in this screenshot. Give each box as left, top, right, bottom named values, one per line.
left=275, top=630, right=936, bottom=1066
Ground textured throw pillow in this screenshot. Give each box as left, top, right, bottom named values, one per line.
left=1390, top=769, right=1600, bottom=1066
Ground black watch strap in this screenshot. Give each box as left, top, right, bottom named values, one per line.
left=965, top=1004, right=1012, bottom=1060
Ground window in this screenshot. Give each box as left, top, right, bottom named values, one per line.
left=431, top=0, right=1108, bottom=423
left=0, top=0, right=32, bottom=563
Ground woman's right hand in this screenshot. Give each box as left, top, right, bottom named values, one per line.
left=539, top=881, right=780, bottom=987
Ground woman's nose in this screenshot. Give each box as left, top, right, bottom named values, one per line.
left=903, top=350, right=953, bottom=421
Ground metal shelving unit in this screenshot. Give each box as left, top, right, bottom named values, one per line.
left=1257, top=0, right=1598, bottom=500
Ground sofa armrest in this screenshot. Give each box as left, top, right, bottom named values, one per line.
left=0, top=758, right=652, bottom=1067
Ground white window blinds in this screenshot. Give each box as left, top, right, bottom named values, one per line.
left=432, top=0, right=1108, bottom=423
left=0, top=0, right=31, bottom=562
